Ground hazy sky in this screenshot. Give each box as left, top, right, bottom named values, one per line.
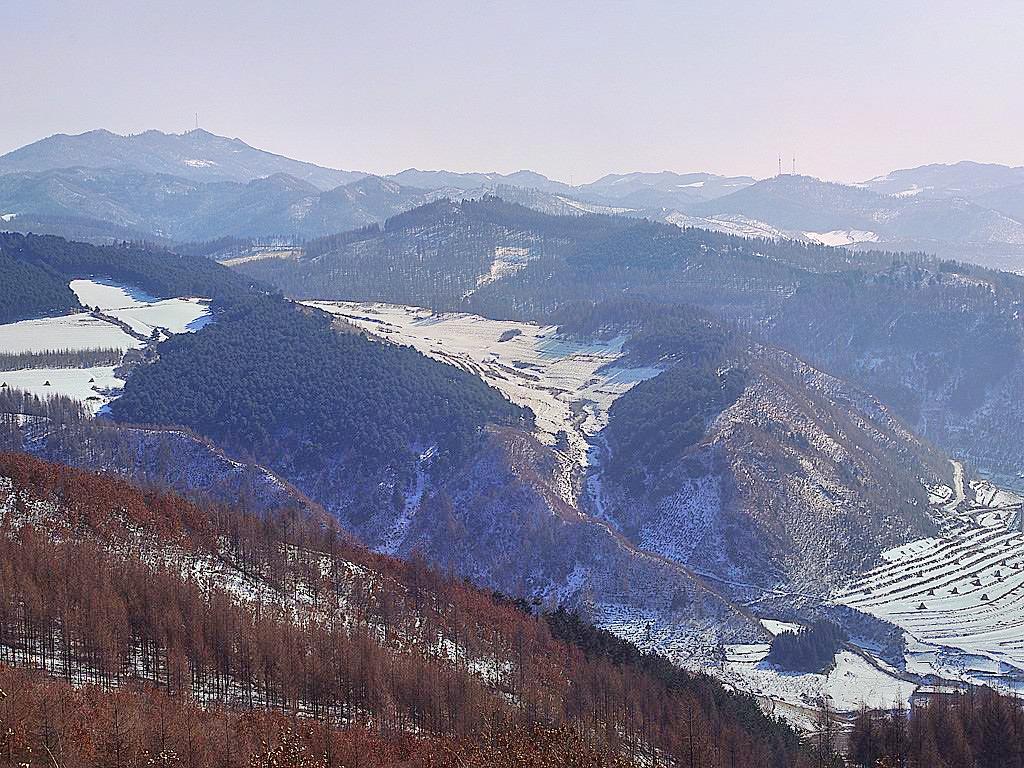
left=4, top=0, right=1023, bottom=183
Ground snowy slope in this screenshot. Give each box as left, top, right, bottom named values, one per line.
left=0, top=367, right=121, bottom=411
left=70, top=279, right=211, bottom=337
left=305, top=301, right=663, bottom=502
left=835, top=474, right=1024, bottom=690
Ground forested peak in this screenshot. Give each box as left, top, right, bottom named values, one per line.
left=380, top=195, right=627, bottom=238
left=110, top=294, right=528, bottom=470
left=553, top=298, right=731, bottom=366
left=244, top=172, right=321, bottom=194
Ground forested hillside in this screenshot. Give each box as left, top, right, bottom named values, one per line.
left=0, top=232, right=256, bottom=319
left=0, top=453, right=805, bottom=767
left=569, top=302, right=946, bottom=588
left=848, top=688, right=1024, bottom=768
left=0, top=249, right=80, bottom=323
left=111, top=295, right=527, bottom=470
left=236, top=198, right=1024, bottom=480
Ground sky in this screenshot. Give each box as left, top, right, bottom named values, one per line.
left=3, top=0, right=1023, bottom=184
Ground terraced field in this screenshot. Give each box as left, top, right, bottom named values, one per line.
left=835, top=478, right=1024, bottom=688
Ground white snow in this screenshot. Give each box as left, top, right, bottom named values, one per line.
left=802, top=230, right=880, bottom=247
left=665, top=211, right=792, bottom=240
left=0, top=280, right=212, bottom=410
left=553, top=196, right=637, bottom=215
left=761, top=619, right=803, bottom=636
left=892, top=185, right=926, bottom=198
left=717, top=645, right=915, bottom=727
left=70, top=279, right=159, bottom=309
left=70, top=279, right=212, bottom=336
left=182, top=159, right=217, bottom=168
left=472, top=246, right=531, bottom=292
left=0, top=313, right=142, bottom=354
left=0, top=367, right=122, bottom=412
left=0, top=213, right=16, bottom=222
left=380, top=445, right=435, bottom=555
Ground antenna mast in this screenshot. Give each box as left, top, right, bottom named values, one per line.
left=778, top=155, right=782, bottom=177
left=792, top=155, right=796, bottom=175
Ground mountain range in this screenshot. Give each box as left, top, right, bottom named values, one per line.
left=0, top=127, right=365, bottom=188
left=6, top=129, right=1024, bottom=752
left=4, top=129, right=1024, bottom=270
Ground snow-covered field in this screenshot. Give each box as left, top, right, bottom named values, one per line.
left=305, top=301, right=663, bottom=501
left=835, top=478, right=1024, bottom=690
left=70, top=279, right=211, bottom=337
left=0, top=280, right=212, bottom=410
left=718, top=644, right=916, bottom=728
left=0, top=313, right=142, bottom=354
left=0, top=367, right=121, bottom=411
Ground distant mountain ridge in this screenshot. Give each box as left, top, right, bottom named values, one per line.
left=685, top=173, right=1024, bottom=268
left=0, top=128, right=366, bottom=189
left=863, top=160, right=1024, bottom=200
left=4, top=128, right=1024, bottom=269
left=0, top=166, right=435, bottom=240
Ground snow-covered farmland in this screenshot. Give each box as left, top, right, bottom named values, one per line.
left=835, top=478, right=1024, bottom=690
left=305, top=301, right=663, bottom=499
left=717, top=644, right=916, bottom=729
left=0, top=367, right=120, bottom=411
left=70, top=279, right=211, bottom=337
left=0, top=279, right=212, bottom=409
left=0, top=313, right=142, bottom=354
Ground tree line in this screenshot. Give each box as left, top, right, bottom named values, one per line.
left=848, top=688, right=1024, bottom=768
left=0, top=347, right=124, bottom=372
left=765, top=621, right=847, bottom=674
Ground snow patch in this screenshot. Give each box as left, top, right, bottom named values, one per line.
left=802, top=230, right=880, bottom=247
left=70, top=279, right=212, bottom=336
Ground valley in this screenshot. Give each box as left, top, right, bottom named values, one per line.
left=10, top=7, right=1024, bottom=764
left=289, top=299, right=1023, bottom=720
left=305, top=300, right=664, bottom=502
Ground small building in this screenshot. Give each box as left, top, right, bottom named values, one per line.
left=911, top=684, right=967, bottom=708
